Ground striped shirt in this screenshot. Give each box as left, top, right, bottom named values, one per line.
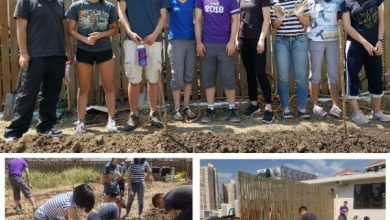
left=129, top=162, right=152, bottom=183
left=35, top=192, right=75, bottom=219
left=271, top=0, right=309, bottom=36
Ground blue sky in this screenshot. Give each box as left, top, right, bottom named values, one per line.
left=200, top=159, right=379, bottom=188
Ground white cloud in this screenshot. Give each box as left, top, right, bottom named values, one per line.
left=218, top=172, right=234, bottom=180
left=284, top=160, right=347, bottom=177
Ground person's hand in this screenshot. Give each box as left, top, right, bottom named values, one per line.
left=273, top=3, right=285, bottom=19
left=226, top=40, right=236, bottom=56
left=375, top=41, right=383, bottom=56
left=257, top=39, right=265, bottom=54
left=197, top=42, right=206, bottom=57
left=127, top=31, right=143, bottom=45
left=85, top=36, right=97, bottom=46
left=19, top=53, right=29, bottom=68
left=362, top=41, right=376, bottom=56
left=294, top=0, right=309, bottom=16
left=66, top=50, right=73, bottom=65
left=143, top=33, right=158, bottom=45
left=89, top=32, right=103, bottom=40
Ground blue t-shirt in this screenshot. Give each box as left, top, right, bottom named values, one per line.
left=340, top=0, right=384, bottom=44
left=308, top=0, right=342, bottom=41
left=168, top=0, right=195, bottom=40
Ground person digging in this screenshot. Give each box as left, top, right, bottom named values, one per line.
left=152, top=185, right=192, bottom=220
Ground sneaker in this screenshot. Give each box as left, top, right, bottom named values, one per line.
left=150, top=112, right=164, bottom=128
left=298, top=108, right=311, bottom=119
left=244, top=104, right=260, bottom=116
left=124, top=112, right=139, bottom=132
left=313, top=105, right=327, bottom=117
left=38, top=128, right=63, bottom=137
left=173, top=110, right=183, bottom=121
left=329, top=105, right=342, bottom=118
left=372, top=110, right=390, bottom=122
left=106, top=119, right=118, bottom=133
left=352, top=110, right=369, bottom=124
left=262, top=110, right=274, bottom=123
left=227, top=108, right=241, bottom=123
left=282, top=108, right=294, bottom=119
left=201, top=108, right=215, bottom=123
left=15, top=207, right=24, bottom=214
left=75, top=120, right=86, bottom=134
left=183, top=107, right=196, bottom=119
left=4, top=136, right=18, bottom=143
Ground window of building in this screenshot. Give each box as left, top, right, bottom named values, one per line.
left=354, top=183, right=386, bottom=209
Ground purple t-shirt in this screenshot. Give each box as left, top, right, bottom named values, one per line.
left=195, top=0, right=240, bottom=44
left=8, top=159, right=27, bottom=177
left=340, top=205, right=348, bottom=214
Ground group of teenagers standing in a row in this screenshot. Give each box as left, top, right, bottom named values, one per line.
left=4, top=0, right=389, bottom=142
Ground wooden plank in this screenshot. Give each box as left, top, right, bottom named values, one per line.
left=0, top=0, right=11, bottom=105
left=8, top=0, right=19, bottom=91
left=384, top=1, right=390, bottom=90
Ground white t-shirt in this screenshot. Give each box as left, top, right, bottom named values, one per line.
left=307, top=0, right=342, bottom=41
left=35, top=192, right=75, bottom=219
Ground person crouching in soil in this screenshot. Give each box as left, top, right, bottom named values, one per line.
left=87, top=196, right=125, bottom=220
left=152, top=185, right=192, bottom=220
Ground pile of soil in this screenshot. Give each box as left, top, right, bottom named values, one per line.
left=0, top=125, right=389, bottom=153
left=142, top=207, right=169, bottom=220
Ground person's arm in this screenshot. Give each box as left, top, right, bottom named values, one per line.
left=16, top=18, right=29, bottom=68
left=68, top=19, right=96, bottom=46
left=63, top=19, right=73, bottom=64
left=167, top=209, right=177, bottom=220
left=294, top=1, right=310, bottom=27
left=258, top=6, right=271, bottom=54
left=374, top=2, right=384, bottom=56
left=117, top=0, right=143, bottom=44
left=144, top=8, right=168, bottom=45
left=195, top=8, right=205, bottom=57
left=89, top=21, right=119, bottom=40
left=23, top=167, right=32, bottom=188
left=342, top=12, right=376, bottom=56
left=65, top=207, right=80, bottom=220
left=227, top=13, right=239, bottom=56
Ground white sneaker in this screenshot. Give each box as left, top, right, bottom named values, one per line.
left=173, top=110, right=183, bottom=121
left=4, top=136, right=18, bottom=143
left=329, top=105, right=342, bottom=118
left=75, top=120, right=86, bottom=134
left=352, top=110, right=369, bottom=124
left=372, top=110, right=390, bottom=122
left=313, top=105, right=327, bottom=117
left=106, top=119, right=118, bottom=133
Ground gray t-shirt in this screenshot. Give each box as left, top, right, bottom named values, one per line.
left=87, top=202, right=119, bottom=220
left=14, top=0, right=66, bottom=58
left=66, top=0, right=119, bottom=52
left=124, top=0, right=169, bottom=42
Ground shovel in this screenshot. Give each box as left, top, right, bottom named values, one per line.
left=3, top=68, right=24, bottom=121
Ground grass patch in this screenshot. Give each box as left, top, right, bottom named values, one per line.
left=6, top=167, right=101, bottom=190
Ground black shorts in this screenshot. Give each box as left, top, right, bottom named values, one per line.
left=76, top=48, right=113, bottom=64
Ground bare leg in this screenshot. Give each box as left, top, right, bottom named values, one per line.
left=172, top=90, right=181, bottom=111
left=128, top=83, right=140, bottom=113
left=27, top=198, right=36, bottom=208
left=98, top=59, right=116, bottom=119
left=371, top=97, right=381, bottom=112
left=76, top=62, right=93, bottom=121
left=224, top=89, right=236, bottom=105
left=183, top=84, right=192, bottom=108
left=148, top=82, right=159, bottom=113
left=349, top=99, right=360, bottom=114
left=329, top=84, right=340, bottom=106
left=206, top=87, right=216, bottom=105
left=309, top=83, right=319, bottom=107
left=14, top=200, right=21, bottom=209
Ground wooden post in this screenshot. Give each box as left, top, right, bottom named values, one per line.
left=338, top=20, right=348, bottom=136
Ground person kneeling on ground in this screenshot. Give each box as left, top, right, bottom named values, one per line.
left=299, top=206, right=317, bottom=220
left=35, top=183, right=95, bottom=220
left=7, top=158, right=37, bottom=213
left=195, top=0, right=241, bottom=123
left=88, top=197, right=124, bottom=220
left=152, top=185, right=192, bottom=220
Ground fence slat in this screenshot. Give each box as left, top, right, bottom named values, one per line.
left=0, top=0, right=10, bottom=101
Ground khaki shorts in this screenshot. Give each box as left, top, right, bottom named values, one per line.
left=123, top=40, right=162, bottom=84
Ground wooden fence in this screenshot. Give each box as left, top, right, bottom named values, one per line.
left=237, top=172, right=334, bottom=220
left=5, top=158, right=192, bottom=175
left=0, top=0, right=389, bottom=111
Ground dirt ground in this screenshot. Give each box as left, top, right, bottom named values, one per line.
left=5, top=181, right=186, bottom=220
left=0, top=99, right=389, bottom=153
